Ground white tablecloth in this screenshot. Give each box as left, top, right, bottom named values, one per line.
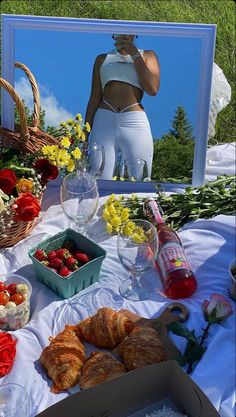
left=0, top=183, right=235, bottom=417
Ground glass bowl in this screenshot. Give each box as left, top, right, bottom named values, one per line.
left=0, top=274, right=32, bottom=330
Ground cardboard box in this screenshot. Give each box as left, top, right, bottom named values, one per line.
left=36, top=360, right=220, bottom=417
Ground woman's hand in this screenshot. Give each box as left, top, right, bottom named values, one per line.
left=114, top=35, right=138, bottom=56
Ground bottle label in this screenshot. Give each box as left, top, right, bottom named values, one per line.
left=158, top=242, right=191, bottom=279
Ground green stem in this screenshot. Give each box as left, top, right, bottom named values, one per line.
left=9, top=164, right=34, bottom=173
left=199, top=322, right=212, bottom=347
left=186, top=322, right=212, bottom=374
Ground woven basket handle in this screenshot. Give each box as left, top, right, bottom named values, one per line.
left=15, top=61, right=40, bottom=129
left=0, top=77, right=30, bottom=143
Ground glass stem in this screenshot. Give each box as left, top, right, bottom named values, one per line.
left=131, top=273, right=142, bottom=288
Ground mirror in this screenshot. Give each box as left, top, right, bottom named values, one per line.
left=1, top=14, right=216, bottom=189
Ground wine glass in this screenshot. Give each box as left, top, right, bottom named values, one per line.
left=121, top=158, right=148, bottom=181
left=76, top=143, right=105, bottom=178
left=117, top=219, right=158, bottom=301
left=87, top=143, right=105, bottom=178
left=0, top=383, right=32, bottom=417
left=60, top=172, right=99, bottom=236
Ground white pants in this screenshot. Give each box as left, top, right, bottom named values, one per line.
left=89, top=109, right=153, bottom=180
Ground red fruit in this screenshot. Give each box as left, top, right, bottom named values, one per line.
left=0, top=282, right=6, bottom=292
left=47, top=250, right=58, bottom=261
left=34, top=249, right=47, bottom=261
left=65, top=256, right=77, bottom=270
left=49, top=257, right=63, bottom=270
left=6, top=283, right=17, bottom=296
left=74, top=252, right=90, bottom=264
left=10, top=293, right=25, bottom=305
left=59, top=266, right=71, bottom=277
left=56, top=248, right=70, bottom=259
left=0, top=292, right=10, bottom=305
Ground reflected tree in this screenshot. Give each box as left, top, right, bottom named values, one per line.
left=152, top=106, right=195, bottom=183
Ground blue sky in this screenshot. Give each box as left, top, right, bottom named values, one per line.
left=15, top=29, right=201, bottom=139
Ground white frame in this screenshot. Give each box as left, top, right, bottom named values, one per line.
left=1, top=14, right=216, bottom=189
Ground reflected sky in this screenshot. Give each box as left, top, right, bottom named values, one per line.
left=15, top=29, right=201, bottom=139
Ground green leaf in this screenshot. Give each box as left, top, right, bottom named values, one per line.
left=167, top=322, right=197, bottom=343
left=184, top=343, right=207, bottom=363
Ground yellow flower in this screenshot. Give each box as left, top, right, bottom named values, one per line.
left=85, top=122, right=91, bottom=132
left=132, top=233, right=145, bottom=244
left=60, top=137, right=71, bottom=149
left=102, top=208, right=110, bottom=221
left=121, top=208, right=130, bottom=222
left=16, top=178, right=34, bottom=194
left=67, top=159, right=75, bottom=172
left=123, top=221, right=135, bottom=236
left=80, top=132, right=86, bottom=142
left=106, top=223, right=113, bottom=234
left=108, top=204, right=117, bottom=216
left=110, top=215, right=121, bottom=228
left=75, top=113, right=83, bottom=121
left=107, top=194, right=116, bottom=204
left=67, top=118, right=74, bottom=126
left=71, top=148, right=81, bottom=160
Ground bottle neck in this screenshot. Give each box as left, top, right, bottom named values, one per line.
left=144, top=198, right=165, bottom=225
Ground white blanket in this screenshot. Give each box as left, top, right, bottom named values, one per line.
left=0, top=185, right=235, bottom=417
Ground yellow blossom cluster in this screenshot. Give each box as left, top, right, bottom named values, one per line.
left=102, top=193, right=147, bottom=243
left=41, top=114, right=90, bottom=173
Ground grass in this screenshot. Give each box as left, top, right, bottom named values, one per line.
left=1, top=0, right=235, bottom=143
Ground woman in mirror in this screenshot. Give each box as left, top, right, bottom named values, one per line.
left=85, top=34, right=160, bottom=180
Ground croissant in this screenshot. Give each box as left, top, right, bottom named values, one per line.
left=118, top=326, right=166, bottom=371
left=80, top=351, right=126, bottom=390
left=76, top=307, right=135, bottom=348
left=40, top=326, right=86, bottom=393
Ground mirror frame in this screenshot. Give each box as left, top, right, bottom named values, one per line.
left=1, top=14, right=216, bottom=190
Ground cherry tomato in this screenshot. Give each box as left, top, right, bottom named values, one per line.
left=10, top=293, right=25, bottom=306
left=6, top=283, right=17, bottom=296
left=0, top=292, right=10, bottom=305
left=0, top=282, right=6, bottom=292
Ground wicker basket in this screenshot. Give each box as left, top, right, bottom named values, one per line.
left=0, top=62, right=59, bottom=153
left=0, top=63, right=60, bottom=248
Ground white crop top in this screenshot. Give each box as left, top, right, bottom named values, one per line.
left=100, top=49, right=144, bottom=91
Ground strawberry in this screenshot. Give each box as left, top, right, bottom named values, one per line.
left=49, top=257, right=63, bottom=270
left=47, top=250, right=58, bottom=261
left=59, top=266, right=71, bottom=277
left=74, top=252, right=90, bottom=264
left=65, top=256, right=77, bottom=270
left=56, top=248, right=70, bottom=260
left=34, top=249, right=47, bottom=261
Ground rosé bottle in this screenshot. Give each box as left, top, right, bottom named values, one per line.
left=143, top=198, right=197, bottom=299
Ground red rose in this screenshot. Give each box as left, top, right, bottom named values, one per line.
left=34, top=159, right=58, bottom=185
left=0, top=332, right=17, bottom=377
left=14, top=192, right=41, bottom=221
left=0, top=168, right=17, bottom=195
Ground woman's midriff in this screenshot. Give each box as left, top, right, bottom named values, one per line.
left=99, top=81, right=144, bottom=113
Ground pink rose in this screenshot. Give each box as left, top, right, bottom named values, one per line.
left=203, top=294, right=233, bottom=324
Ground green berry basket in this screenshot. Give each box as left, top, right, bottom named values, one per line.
left=28, top=229, right=106, bottom=299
